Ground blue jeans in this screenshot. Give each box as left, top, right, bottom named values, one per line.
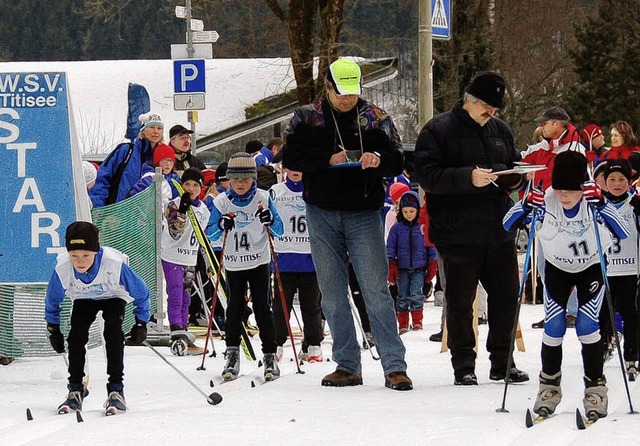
left=306, top=205, right=407, bottom=375
left=397, top=269, right=425, bottom=312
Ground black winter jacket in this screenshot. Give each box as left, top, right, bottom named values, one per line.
left=415, top=103, right=521, bottom=246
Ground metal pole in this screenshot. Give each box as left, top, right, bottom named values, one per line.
left=418, top=0, right=434, bottom=128
left=153, top=167, right=165, bottom=332
left=185, top=0, right=197, bottom=152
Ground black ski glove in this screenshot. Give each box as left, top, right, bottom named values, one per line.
left=128, top=318, right=147, bottom=345
left=219, top=214, right=235, bottom=231
left=178, top=192, right=192, bottom=214
left=47, top=323, right=65, bottom=353
left=255, top=207, right=273, bottom=226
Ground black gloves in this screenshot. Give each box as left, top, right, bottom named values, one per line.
left=47, top=323, right=65, bottom=353
left=219, top=214, right=235, bottom=231
left=128, top=318, right=147, bottom=345
left=255, top=207, right=273, bottom=226
left=178, top=192, right=192, bottom=214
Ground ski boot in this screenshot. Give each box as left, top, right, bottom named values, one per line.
left=170, top=327, right=196, bottom=356
left=221, top=347, right=240, bottom=381
left=275, top=346, right=284, bottom=362
left=307, top=345, right=323, bottom=363
left=58, top=383, right=89, bottom=414
left=263, top=353, right=280, bottom=381
left=533, top=371, right=562, bottom=416
left=583, top=376, right=608, bottom=418
left=104, top=384, right=126, bottom=416
left=626, top=361, right=638, bottom=381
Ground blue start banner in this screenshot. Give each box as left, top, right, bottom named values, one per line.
left=0, top=72, right=87, bottom=283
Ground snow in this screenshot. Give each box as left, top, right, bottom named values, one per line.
left=0, top=59, right=297, bottom=154
left=2, top=304, right=638, bottom=446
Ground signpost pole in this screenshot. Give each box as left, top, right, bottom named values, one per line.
left=185, top=0, right=196, bottom=151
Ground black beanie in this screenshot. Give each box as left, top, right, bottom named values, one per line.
left=181, top=167, right=204, bottom=186
left=603, top=158, right=632, bottom=181
left=552, top=150, right=587, bottom=191
left=245, top=140, right=263, bottom=155
left=65, top=221, right=100, bottom=252
left=464, top=71, right=506, bottom=109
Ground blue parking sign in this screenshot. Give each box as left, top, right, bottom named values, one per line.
left=173, top=59, right=206, bottom=94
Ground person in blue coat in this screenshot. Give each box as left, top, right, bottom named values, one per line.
left=44, top=222, right=150, bottom=415
left=90, top=112, right=164, bottom=207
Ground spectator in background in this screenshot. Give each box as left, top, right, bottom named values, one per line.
left=580, top=124, right=608, bottom=167
left=127, top=143, right=180, bottom=206
left=90, top=112, right=164, bottom=208
left=604, top=121, right=640, bottom=160
left=255, top=137, right=284, bottom=167
left=245, top=139, right=264, bottom=159
left=215, top=162, right=230, bottom=193
left=169, top=124, right=207, bottom=175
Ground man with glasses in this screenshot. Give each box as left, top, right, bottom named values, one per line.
left=414, top=71, right=528, bottom=386
left=169, top=124, right=207, bottom=176
left=283, top=58, right=412, bottom=391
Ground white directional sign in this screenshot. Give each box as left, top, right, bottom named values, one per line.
left=174, top=93, right=205, bottom=111
left=431, top=0, right=451, bottom=40
left=190, top=19, right=204, bottom=31
left=175, top=5, right=186, bottom=18
left=188, top=30, right=219, bottom=43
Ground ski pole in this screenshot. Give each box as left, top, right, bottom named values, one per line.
left=347, top=288, right=380, bottom=360
left=264, top=217, right=304, bottom=374
left=193, top=272, right=217, bottom=358
left=497, top=205, right=539, bottom=413
left=197, top=230, right=229, bottom=371
left=591, top=205, right=637, bottom=415
left=143, top=341, right=222, bottom=406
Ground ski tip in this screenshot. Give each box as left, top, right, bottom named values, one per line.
left=525, top=409, right=533, bottom=428
left=26, top=408, right=33, bottom=421
left=207, top=392, right=223, bottom=405
left=209, top=379, right=214, bottom=388
left=251, top=380, right=256, bottom=388
left=576, top=408, right=586, bottom=430
left=258, top=360, right=263, bottom=368
left=76, top=411, right=84, bottom=423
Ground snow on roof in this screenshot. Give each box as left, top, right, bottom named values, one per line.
left=0, top=58, right=297, bottom=154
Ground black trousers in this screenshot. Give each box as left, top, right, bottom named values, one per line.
left=67, top=298, right=126, bottom=386
left=437, top=241, right=519, bottom=379
left=272, top=271, right=324, bottom=348
left=600, top=274, right=640, bottom=362
left=225, top=263, right=276, bottom=354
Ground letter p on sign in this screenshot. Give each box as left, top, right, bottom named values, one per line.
left=173, top=59, right=206, bottom=94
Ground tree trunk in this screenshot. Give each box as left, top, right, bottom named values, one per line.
left=316, top=0, right=345, bottom=99
left=287, top=0, right=318, bottom=104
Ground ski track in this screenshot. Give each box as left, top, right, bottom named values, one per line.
left=2, top=304, right=639, bottom=445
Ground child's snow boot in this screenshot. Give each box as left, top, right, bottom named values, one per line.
left=222, top=347, right=240, bottom=381
left=583, top=375, right=608, bottom=418
left=411, top=309, right=424, bottom=330
left=533, top=371, right=562, bottom=415
left=397, top=312, right=410, bottom=335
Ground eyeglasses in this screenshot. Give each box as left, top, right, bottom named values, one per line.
left=477, top=99, right=498, bottom=113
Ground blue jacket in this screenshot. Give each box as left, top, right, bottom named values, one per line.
left=127, top=162, right=181, bottom=199
left=255, top=146, right=274, bottom=167
left=90, top=138, right=155, bottom=207
left=387, top=192, right=432, bottom=269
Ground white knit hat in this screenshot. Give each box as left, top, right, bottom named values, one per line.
left=139, top=112, right=163, bottom=133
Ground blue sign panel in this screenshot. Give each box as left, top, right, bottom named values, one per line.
left=0, top=72, right=78, bottom=283
left=431, top=0, right=451, bottom=40
left=173, top=59, right=206, bottom=94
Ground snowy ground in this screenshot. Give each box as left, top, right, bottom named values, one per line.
left=1, top=302, right=639, bottom=446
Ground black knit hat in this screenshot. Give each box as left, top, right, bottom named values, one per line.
left=216, top=162, right=228, bottom=181
left=65, top=221, right=100, bottom=252
left=245, top=140, right=263, bottom=155
left=181, top=167, right=204, bottom=186
left=227, top=152, right=257, bottom=179
left=464, top=71, right=506, bottom=109
left=552, top=150, right=587, bottom=191
left=603, top=158, right=632, bottom=181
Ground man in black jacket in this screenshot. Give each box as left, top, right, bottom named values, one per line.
left=169, top=124, right=207, bottom=175
left=415, top=71, right=528, bottom=386
left=283, top=58, right=412, bottom=391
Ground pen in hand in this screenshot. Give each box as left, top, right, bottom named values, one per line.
left=476, top=166, right=499, bottom=188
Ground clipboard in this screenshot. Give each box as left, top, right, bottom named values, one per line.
left=493, top=165, right=547, bottom=176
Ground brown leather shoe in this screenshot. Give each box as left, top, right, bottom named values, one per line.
left=385, top=371, right=413, bottom=391
left=321, top=369, right=363, bottom=387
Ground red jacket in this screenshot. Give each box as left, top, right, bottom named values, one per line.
left=603, top=145, right=640, bottom=160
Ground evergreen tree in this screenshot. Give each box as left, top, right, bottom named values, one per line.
left=567, top=0, right=640, bottom=130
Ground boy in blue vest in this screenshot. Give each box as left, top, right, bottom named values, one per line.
left=45, top=221, right=150, bottom=415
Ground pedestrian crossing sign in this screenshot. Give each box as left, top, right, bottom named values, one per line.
left=432, top=0, right=451, bottom=40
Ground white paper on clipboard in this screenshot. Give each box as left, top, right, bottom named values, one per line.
left=493, top=165, right=547, bottom=176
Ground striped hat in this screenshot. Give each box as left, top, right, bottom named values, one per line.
left=226, top=152, right=257, bottom=179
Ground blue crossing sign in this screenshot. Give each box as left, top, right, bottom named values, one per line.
left=173, top=59, right=206, bottom=94
left=431, top=0, right=451, bottom=40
